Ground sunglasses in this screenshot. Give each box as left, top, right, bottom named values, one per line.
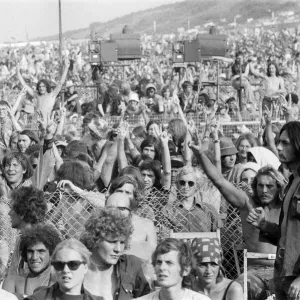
left=51, top=260, right=85, bottom=271
left=179, top=180, right=195, bottom=187
left=118, top=207, right=131, bottom=212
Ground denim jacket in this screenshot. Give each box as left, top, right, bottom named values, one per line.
left=114, top=254, right=151, bottom=300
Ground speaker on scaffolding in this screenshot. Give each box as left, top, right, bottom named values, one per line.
left=184, top=39, right=201, bottom=62
left=89, top=41, right=118, bottom=64
left=110, top=34, right=141, bottom=60
left=197, top=34, right=227, bottom=58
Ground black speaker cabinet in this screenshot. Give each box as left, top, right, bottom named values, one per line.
left=196, top=34, right=227, bottom=58
left=100, top=42, right=118, bottom=62
left=110, top=34, right=141, bottom=60
left=184, top=40, right=201, bottom=62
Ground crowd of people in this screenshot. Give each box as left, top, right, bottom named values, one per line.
left=0, top=22, right=300, bottom=300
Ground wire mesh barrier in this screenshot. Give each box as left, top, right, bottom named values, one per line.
left=0, top=198, right=19, bottom=252
left=41, top=181, right=243, bottom=279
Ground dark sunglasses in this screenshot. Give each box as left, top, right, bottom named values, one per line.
left=179, top=180, right=195, bottom=187
left=51, top=260, right=85, bottom=271
left=117, top=207, right=131, bottom=212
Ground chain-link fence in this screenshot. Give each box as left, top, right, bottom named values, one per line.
left=41, top=181, right=242, bottom=279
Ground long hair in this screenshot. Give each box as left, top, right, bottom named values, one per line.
left=36, top=79, right=51, bottom=94
left=267, top=62, right=280, bottom=77
left=280, top=121, right=300, bottom=158
left=251, top=165, right=286, bottom=204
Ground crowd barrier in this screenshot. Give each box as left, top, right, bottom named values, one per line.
left=0, top=179, right=244, bottom=279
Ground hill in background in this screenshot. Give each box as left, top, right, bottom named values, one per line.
left=39, top=0, right=299, bottom=40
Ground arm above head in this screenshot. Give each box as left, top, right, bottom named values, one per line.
left=53, top=57, right=70, bottom=98
left=191, top=146, right=249, bottom=209
left=16, top=64, right=35, bottom=97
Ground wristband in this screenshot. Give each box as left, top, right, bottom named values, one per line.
left=203, top=135, right=209, bottom=139
left=213, top=140, right=220, bottom=143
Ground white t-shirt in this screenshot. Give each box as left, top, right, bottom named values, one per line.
left=136, top=289, right=211, bottom=300
left=0, top=289, right=18, bottom=300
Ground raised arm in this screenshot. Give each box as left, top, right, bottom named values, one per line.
left=11, top=88, right=26, bottom=115
left=100, top=139, right=118, bottom=188
left=160, top=131, right=171, bottom=190
left=263, top=106, right=278, bottom=156
left=16, top=64, right=35, bottom=97
left=117, top=122, right=129, bottom=171
left=189, top=134, right=249, bottom=209
left=53, top=57, right=70, bottom=98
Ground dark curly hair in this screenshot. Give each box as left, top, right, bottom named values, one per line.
left=36, top=79, right=51, bottom=95
left=19, top=224, right=62, bottom=263
left=80, top=207, right=133, bottom=251
left=152, top=238, right=192, bottom=276
left=2, top=152, right=33, bottom=180
left=11, top=186, right=47, bottom=225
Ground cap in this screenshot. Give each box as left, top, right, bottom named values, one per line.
left=145, top=83, right=156, bottom=92
left=66, top=80, right=74, bottom=88
left=220, top=137, right=238, bottom=156
left=55, top=140, right=68, bottom=148
left=128, top=92, right=139, bottom=103
left=191, top=237, right=222, bottom=264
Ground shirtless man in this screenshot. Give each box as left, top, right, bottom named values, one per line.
left=17, top=57, right=70, bottom=119
left=106, top=192, right=157, bottom=260
left=80, top=207, right=151, bottom=300
left=189, top=137, right=286, bottom=300
left=3, top=224, right=61, bottom=298
left=254, top=62, right=285, bottom=111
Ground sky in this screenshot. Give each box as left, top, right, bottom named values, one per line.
left=0, top=0, right=183, bottom=42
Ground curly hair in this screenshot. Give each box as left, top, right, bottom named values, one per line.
left=175, top=165, right=201, bottom=185
left=20, top=224, right=62, bottom=263
left=152, top=238, right=192, bottom=276
left=36, top=79, right=51, bottom=95
left=80, top=207, right=133, bottom=251
left=2, top=152, right=33, bottom=180
left=11, top=186, right=47, bottom=225
left=251, top=165, right=286, bottom=204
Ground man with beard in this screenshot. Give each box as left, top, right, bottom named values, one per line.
left=189, top=136, right=285, bottom=300
left=3, top=186, right=48, bottom=277
left=3, top=224, right=61, bottom=299
left=248, top=121, right=300, bottom=300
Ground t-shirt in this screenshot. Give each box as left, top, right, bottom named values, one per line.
left=0, top=289, right=19, bottom=300
left=136, top=288, right=211, bottom=300
left=53, top=289, right=84, bottom=300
